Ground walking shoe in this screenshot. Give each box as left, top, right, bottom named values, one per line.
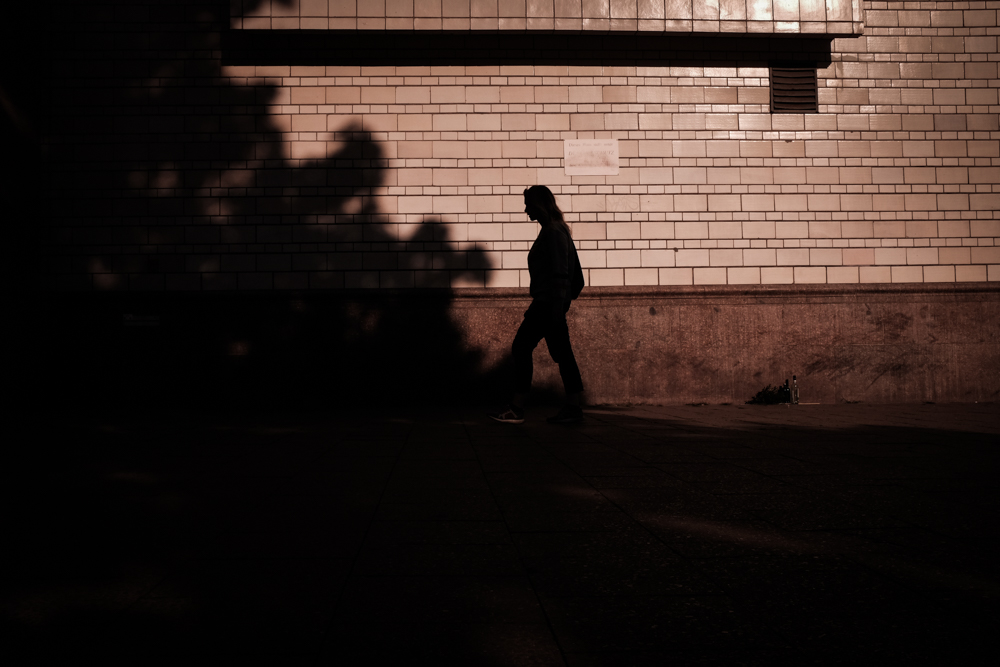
left=547, top=404, right=583, bottom=424
left=489, top=405, right=525, bottom=424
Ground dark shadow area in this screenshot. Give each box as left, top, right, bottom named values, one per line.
left=3, top=405, right=997, bottom=662
left=222, top=29, right=834, bottom=68
left=2, top=5, right=47, bottom=417
left=27, top=1, right=503, bottom=408
left=43, top=288, right=500, bottom=409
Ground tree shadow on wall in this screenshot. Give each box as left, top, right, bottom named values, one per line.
left=180, top=127, right=502, bottom=407
left=34, top=0, right=504, bottom=408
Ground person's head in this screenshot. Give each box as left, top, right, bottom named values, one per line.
left=523, top=185, right=571, bottom=236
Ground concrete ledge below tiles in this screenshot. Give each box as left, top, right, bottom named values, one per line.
left=454, top=282, right=1000, bottom=301
left=31, top=283, right=1000, bottom=409
left=454, top=282, right=1000, bottom=405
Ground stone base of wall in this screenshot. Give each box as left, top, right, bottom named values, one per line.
left=509, top=283, right=1000, bottom=405
left=34, top=285, right=999, bottom=409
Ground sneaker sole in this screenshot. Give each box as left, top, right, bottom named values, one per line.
left=490, top=415, right=524, bottom=424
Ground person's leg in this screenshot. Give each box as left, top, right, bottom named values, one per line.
left=491, top=302, right=547, bottom=423
left=511, top=301, right=547, bottom=402
left=543, top=305, right=584, bottom=397
left=543, top=303, right=584, bottom=424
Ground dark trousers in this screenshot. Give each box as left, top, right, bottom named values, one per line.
left=512, top=299, right=584, bottom=396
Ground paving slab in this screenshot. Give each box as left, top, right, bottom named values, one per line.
left=4, top=403, right=998, bottom=664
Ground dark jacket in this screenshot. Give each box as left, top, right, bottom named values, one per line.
left=528, top=224, right=582, bottom=302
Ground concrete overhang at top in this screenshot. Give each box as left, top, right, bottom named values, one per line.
left=233, top=0, right=865, bottom=36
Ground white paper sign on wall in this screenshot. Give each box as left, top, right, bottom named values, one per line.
left=564, top=139, right=619, bottom=176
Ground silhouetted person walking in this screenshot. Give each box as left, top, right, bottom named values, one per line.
left=491, top=186, right=585, bottom=424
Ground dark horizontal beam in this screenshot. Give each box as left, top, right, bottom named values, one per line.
left=222, top=30, right=833, bottom=67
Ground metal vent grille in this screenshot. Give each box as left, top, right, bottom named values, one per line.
left=770, top=67, right=818, bottom=113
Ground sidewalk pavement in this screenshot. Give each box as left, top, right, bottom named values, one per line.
left=6, top=403, right=999, bottom=665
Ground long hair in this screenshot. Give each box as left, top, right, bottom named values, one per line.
left=524, top=185, right=572, bottom=237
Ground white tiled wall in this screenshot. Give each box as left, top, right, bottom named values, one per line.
left=49, top=2, right=1000, bottom=290
left=213, top=1, right=1000, bottom=288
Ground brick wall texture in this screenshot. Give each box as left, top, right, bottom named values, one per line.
left=47, top=1, right=1000, bottom=291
